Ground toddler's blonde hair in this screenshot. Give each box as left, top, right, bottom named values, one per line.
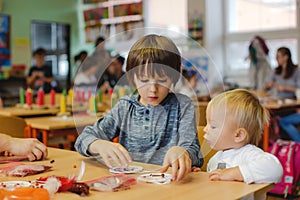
left=209, top=89, right=269, bottom=146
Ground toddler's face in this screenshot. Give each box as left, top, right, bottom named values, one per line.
left=134, top=73, right=172, bottom=106
left=203, top=105, right=238, bottom=151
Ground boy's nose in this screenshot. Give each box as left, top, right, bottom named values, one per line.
left=149, top=82, right=158, bottom=92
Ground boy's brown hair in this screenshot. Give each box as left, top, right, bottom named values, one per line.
left=126, top=34, right=181, bottom=87
left=209, top=89, right=269, bottom=146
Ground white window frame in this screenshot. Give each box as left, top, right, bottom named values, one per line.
left=223, top=0, right=300, bottom=86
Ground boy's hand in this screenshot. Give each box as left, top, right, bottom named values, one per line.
left=209, top=167, right=244, bottom=182
left=161, top=146, right=191, bottom=181
left=8, top=138, right=48, bottom=161
left=89, top=140, right=132, bottom=168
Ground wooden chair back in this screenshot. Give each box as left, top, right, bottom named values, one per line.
left=197, top=126, right=217, bottom=171
left=0, top=115, right=26, bottom=138
left=194, top=102, right=207, bottom=126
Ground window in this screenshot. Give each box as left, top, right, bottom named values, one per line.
left=31, top=21, right=71, bottom=88
left=227, top=0, right=297, bottom=33
left=224, top=0, right=299, bottom=86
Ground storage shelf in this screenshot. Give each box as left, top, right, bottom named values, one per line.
left=82, top=0, right=143, bottom=42
left=102, top=15, right=142, bottom=24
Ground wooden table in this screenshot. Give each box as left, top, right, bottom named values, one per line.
left=0, top=148, right=273, bottom=200
left=0, top=102, right=109, bottom=118
left=262, top=99, right=300, bottom=151
left=24, top=114, right=103, bottom=146
left=0, top=106, right=59, bottom=117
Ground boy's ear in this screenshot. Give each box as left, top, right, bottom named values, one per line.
left=234, top=128, right=248, bottom=143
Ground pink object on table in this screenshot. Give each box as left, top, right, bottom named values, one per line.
left=37, top=89, right=45, bottom=106
left=26, top=89, right=32, bottom=106
left=50, top=89, right=56, bottom=106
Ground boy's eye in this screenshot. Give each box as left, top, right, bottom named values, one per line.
left=140, top=79, right=149, bottom=83
left=158, top=79, right=167, bottom=83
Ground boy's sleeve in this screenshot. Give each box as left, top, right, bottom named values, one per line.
left=74, top=102, right=122, bottom=157
left=239, top=150, right=283, bottom=184
left=178, top=98, right=203, bottom=167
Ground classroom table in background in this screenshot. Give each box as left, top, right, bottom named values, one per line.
left=262, top=99, right=300, bottom=151
left=69, top=102, right=110, bottom=113
left=0, top=106, right=59, bottom=117
left=24, top=113, right=104, bottom=146
left=0, top=148, right=274, bottom=200
left=0, top=102, right=110, bottom=118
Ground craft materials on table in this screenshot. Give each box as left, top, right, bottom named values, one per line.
left=19, top=87, right=25, bottom=105
left=109, top=165, right=143, bottom=174
left=25, top=88, right=32, bottom=108
left=50, top=89, right=56, bottom=107
left=36, top=87, right=45, bottom=108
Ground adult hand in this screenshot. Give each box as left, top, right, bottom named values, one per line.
left=89, top=140, right=132, bottom=168
left=161, top=146, right=191, bottom=181
left=8, top=138, right=48, bottom=161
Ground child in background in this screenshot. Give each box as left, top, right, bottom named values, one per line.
left=74, top=56, right=98, bottom=86
left=204, top=89, right=283, bottom=186
left=177, top=68, right=198, bottom=100
left=75, top=34, right=203, bottom=181
left=26, top=48, right=53, bottom=93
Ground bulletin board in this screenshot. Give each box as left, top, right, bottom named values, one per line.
left=0, top=14, right=11, bottom=67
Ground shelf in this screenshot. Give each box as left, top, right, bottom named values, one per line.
left=85, top=15, right=142, bottom=26
left=82, top=0, right=143, bottom=42
left=102, top=15, right=142, bottom=24
left=83, top=0, right=142, bottom=6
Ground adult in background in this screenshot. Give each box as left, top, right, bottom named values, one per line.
left=248, top=36, right=271, bottom=90
left=72, top=50, right=88, bottom=83
left=177, top=69, right=199, bottom=100
left=264, top=47, right=300, bottom=99
left=26, top=48, right=53, bottom=93
left=99, top=55, right=129, bottom=92
left=92, top=36, right=113, bottom=89
left=74, top=56, right=98, bottom=86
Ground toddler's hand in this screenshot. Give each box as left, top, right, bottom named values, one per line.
left=161, top=146, right=191, bottom=181
left=209, top=167, right=243, bottom=182
left=89, top=140, right=132, bottom=168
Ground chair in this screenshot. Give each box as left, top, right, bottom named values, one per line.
left=197, top=126, right=217, bottom=171
left=194, top=102, right=207, bottom=126
left=0, top=115, right=26, bottom=138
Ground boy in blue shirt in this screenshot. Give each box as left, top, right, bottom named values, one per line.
left=75, top=34, right=203, bottom=181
